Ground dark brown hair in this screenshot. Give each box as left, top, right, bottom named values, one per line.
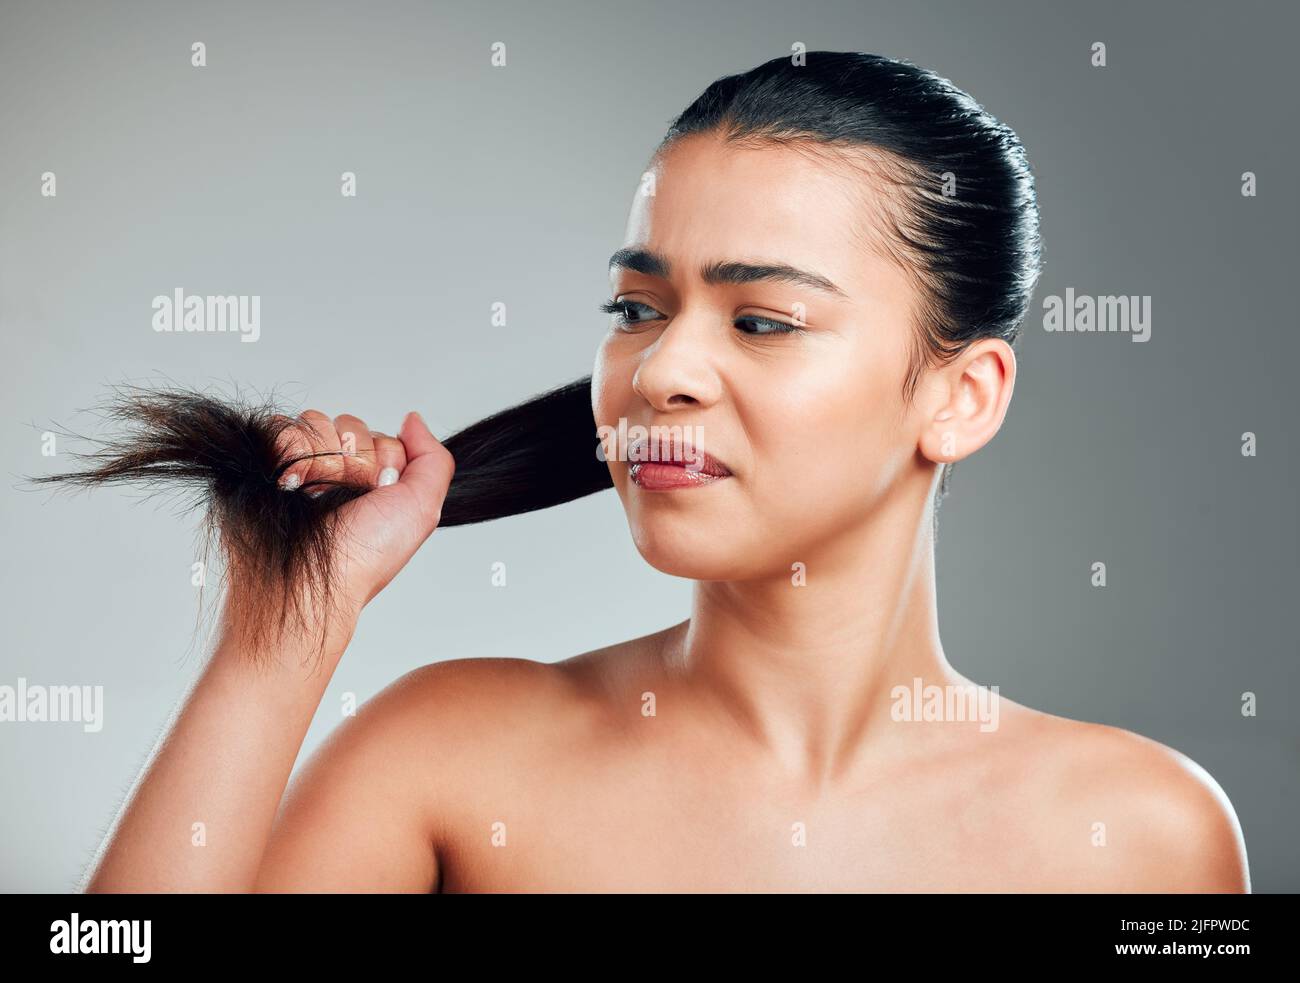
left=32, top=380, right=608, bottom=662
left=658, top=51, right=1043, bottom=506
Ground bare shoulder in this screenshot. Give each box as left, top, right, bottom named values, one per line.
left=994, top=703, right=1251, bottom=892
left=259, top=654, right=601, bottom=891
left=379, top=621, right=669, bottom=725
left=359, top=625, right=666, bottom=773
left=295, top=656, right=582, bottom=797
left=367, top=654, right=597, bottom=759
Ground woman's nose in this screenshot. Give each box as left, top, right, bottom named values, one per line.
left=631, top=316, right=723, bottom=412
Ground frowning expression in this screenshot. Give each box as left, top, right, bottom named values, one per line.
left=591, top=130, right=933, bottom=580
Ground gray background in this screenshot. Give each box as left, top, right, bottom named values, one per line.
left=1, top=0, right=1295, bottom=892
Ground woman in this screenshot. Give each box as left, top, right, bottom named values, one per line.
left=55, top=51, right=1249, bottom=892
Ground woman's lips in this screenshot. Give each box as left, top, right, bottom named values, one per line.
left=630, top=461, right=731, bottom=490
left=626, top=435, right=733, bottom=491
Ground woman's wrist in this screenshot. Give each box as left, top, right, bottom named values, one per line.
left=215, top=589, right=359, bottom=674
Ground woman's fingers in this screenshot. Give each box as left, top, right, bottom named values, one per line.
left=396, top=411, right=455, bottom=526
left=369, top=430, right=407, bottom=487
left=272, top=415, right=313, bottom=490
left=273, top=409, right=346, bottom=491
left=294, top=410, right=344, bottom=492
left=275, top=411, right=425, bottom=493
left=333, top=414, right=376, bottom=486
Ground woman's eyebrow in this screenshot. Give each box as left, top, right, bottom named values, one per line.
left=608, top=247, right=847, bottom=298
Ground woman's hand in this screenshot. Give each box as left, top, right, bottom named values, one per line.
left=80, top=408, right=453, bottom=893
left=272, top=409, right=456, bottom=633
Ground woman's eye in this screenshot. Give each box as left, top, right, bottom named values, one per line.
left=599, top=299, right=801, bottom=337
left=599, top=298, right=662, bottom=329
left=734, top=316, right=799, bottom=336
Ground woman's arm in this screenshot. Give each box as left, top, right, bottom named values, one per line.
left=252, top=663, right=448, bottom=893
left=82, top=616, right=358, bottom=892
left=79, top=409, right=455, bottom=893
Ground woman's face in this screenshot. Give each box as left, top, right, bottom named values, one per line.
left=592, top=131, right=946, bottom=581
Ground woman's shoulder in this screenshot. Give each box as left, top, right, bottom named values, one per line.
left=386, top=624, right=666, bottom=704
left=993, top=701, right=1251, bottom=891
left=369, top=654, right=599, bottom=744
left=360, top=627, right=663, bottom=747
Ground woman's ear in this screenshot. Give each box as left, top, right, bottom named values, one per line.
left=917, top=339, right=1017, bottom=467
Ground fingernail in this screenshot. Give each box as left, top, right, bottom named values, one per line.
left=378, top=467, right=399, bottom=487
left=280, top=472, right=301, bottom=491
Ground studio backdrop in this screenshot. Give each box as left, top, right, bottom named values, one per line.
left=1, top=0, right=1295, bottom=891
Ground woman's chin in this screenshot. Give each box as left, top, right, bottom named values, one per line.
left=627, top=521, right=767, bottom=582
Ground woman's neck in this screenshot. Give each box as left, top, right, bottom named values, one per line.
left=662, top=487, right=966, bottom=787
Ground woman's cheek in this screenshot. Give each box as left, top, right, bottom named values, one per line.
left=590, top=341, right=617, bottom=419
left=591, top=344, right=633, bottom=434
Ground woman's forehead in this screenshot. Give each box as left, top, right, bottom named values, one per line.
left=621, top=133, right=902, bottom=297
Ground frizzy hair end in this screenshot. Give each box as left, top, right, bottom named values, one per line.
left=29, top=378, right=612, bottom=661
